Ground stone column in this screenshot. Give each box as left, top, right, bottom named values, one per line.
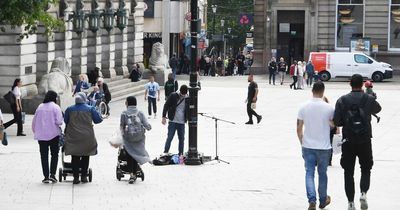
left=36, top=26, right=56, bottom=83
left=115, top=29, right=129, bottom=76
left=252, top=0, right=267, bottom=73
left=127, top=13, right=136, bottom=70
left=71, top=32, right=88, bottom=82
left=87, top=31, right=102, bottom=72
left=55, top=20, right=73, bottom=69
left=101, top=30, right=117, bottom=78
left=134, top=0, right=144, bottom=64
left=162, top=0, right=171, bottom=57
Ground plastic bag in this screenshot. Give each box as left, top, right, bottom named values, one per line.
left=109, top=130, right=123, bottom=148
left=332, top=134, right=344, bottom=155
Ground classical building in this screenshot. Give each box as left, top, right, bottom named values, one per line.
left=0, top=0, right=144, bottom=112
left=253, top=0, right=400, bottom=70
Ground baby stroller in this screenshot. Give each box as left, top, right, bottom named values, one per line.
left=58, top=147, right=93, bottom=183
left=116, top=147, right=144, bottom=182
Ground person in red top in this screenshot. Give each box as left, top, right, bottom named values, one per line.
left=289, top=60, right=298, bottom=89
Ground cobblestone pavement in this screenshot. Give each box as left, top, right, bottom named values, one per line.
left=0, top=75, right=399, bottom=210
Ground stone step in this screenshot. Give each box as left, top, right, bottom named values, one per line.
left=111, top=84, right=146, bottom=99
left=108, top=80, right=147, bottom=93
left=111, top=90, right=146, bottom=103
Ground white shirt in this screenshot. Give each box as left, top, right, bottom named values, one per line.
left=298, top=98, right=334, bottom=150
left=12, top=86, right=21, bottom=100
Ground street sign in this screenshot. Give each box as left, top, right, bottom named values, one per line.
left=372, top=44, right=379, bottom=53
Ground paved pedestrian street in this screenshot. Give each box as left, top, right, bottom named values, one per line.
left=1, top=75, right=399, bottom=210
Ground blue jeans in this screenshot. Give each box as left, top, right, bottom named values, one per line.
left=164, top=122, right=185, bottom=155
left=302, top=147, right=331, bottom=204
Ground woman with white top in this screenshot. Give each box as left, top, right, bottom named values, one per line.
left=296, top=61, right=305, bottom=90
left=4, top=79, right=25, bottom=136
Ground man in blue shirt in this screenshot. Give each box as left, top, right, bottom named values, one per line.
left=144, top=76, right=160, bottom=119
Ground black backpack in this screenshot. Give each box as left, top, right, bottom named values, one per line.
left=342, top=95, right=369, bottom=143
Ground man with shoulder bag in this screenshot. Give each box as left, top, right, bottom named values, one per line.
left=334, top=74, right=381, bottom=210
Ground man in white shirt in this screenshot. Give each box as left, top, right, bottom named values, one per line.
left=297, top=81, right=334, bottom=210
left=144, top=76, right=161, bottom=119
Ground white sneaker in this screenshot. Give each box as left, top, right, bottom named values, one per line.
left=348, top=202, right=356, bottom=210
left=360, top=192, right=368, bottom=210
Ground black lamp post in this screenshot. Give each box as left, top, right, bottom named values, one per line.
left=71, top=0, right=85, bottom=34
left=185, top=0, right=202, bottom=165
left=103, top=0, right=115, bottom=32
left=227, top=27, right=232, bottom=56
left=116, top=0, right=128, bottom=31
left=211, top=5, right=217, bottom=39
left=221, top=19, right=225, bottom=59
left=87, top=0, right=101, bottom=33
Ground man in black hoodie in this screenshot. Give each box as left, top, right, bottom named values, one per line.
left=161, top=85, right=188, bottom=156
left=164, top=73, right=178, bottom=100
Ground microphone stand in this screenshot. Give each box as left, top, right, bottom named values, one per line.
left=198, top=113, right=235, bottom=164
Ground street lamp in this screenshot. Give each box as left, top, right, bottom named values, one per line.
left=227, top=27, right=232, bottom=56
left=87, top=0, right=101, bottom=33
left=103, top=0, right=115, bottom=32
left=220, top=19, right=225, bottom=59
left=211, top=5, right=217, bottom=40
left=116, top=0, right=128, bottom=31
left=71, top=0, right=85, bottom=35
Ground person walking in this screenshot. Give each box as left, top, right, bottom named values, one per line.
left=4, top=79, right=25, bottom=136
left=144, top=76, right=161, bottom=119
left=165, top=73, right=179, bottom=99
left=32, top=91, right=63, bottom=184
left=245, top=74, right=262, bottom=125
left=169, top=54, right=179, bottom=79
left=290, top=60, right=298, bottom=89
left=236, top=52, right=246, bottom=75
left=278, top=57, right=288, bottom=85
left=97, top=78, right=112, bottom=117
left=306, top=61, right=315, bottom=87
left=64, top=92, right=103, bottom=184
left=162, top=85, right=189, bottom=158
left=297, top=82, right=334, bottom=210
left=115, top=96, right=152, bottom=184
left=333, top=74, right=381, bottom=210
left=296, top=61, right=305, bottom=90
left=268, top=57, right=277, bottom=85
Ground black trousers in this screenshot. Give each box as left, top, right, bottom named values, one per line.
left=4, top=104, right=23, bottom=134
left=126, top=152, right=140, bottom=173
left=38, top=137, right=59, bottom=178
left=290, top=76, right=298, bottom=89
left=269, top=71, right=276, bottom=84
left=71, top=156, right=90, bottom=179
left=340, top=141, right=373, bottom=202
left=247, top=101, right=259, bottom=122
left=147, top=97, right=157, bottom=116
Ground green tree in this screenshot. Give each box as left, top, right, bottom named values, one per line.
left=0, top=0, right=64, bottom=41
left=207, top=0, right=253, bottom=56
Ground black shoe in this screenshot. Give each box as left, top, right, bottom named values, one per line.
left=1, top=133, right=8, bottom=146
left=319, top=195, right=331, bottom=209
left=81, top=176, right=88, bottom=183
left=377, top=116, right=381, bottom=123
left=257, top=116, right=262, bottom=124
left=73, top=178, right=80, bottom=184
left=245, top=121, right=253, bottom=125
left=42, top=178, right=50, bottom=184
left=49, top=175, right=58, bottom=183
left=17, top=133, right=26, bottom=136
left=129, top=175, right=137, bottom=184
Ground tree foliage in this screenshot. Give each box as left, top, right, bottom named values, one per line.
left=207, top=0, right=253, bottom=56
left=0, top=0, right=64, bottom=41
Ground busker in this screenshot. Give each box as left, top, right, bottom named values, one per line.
left=144, top=76, right=161, bottom=119
left=162, top=85, right=189, bottom=162
left=111, top=96, right=152, bottom=184
left=164, top=73, right=179, bottom=100
left=245, top=74, right=262, bottom=125
left=64, top=92, right=103, bottom=184
left=268, top=57, right=277, bottom=85
left=333, top=74, right=381, bottom=210
left=277, top=57, right=288, bottom=85
left=4, top=79, right=25, bottom=136
left=297, top=82, right=334, bottom=210
left=32, top=91, right=64, bottom=184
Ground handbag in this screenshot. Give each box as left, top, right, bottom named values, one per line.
left=3, top=91, right=15, bottom=105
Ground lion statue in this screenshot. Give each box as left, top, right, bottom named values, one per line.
left=38, top=57, right=73, bottom=96
left=149, top=42, right=170, bottom=73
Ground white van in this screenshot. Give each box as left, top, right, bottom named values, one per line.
left=309, top=52, right=393, bottom=82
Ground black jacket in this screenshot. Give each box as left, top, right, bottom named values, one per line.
left=334, top=91, right=381, bottom=140
left=164, top=79, right=178, bottom=98
left=162, top=92, right=189, bottom=122
left=100, top=83, right=112, bottom=103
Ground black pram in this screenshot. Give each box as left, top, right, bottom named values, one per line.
left=116, top=147, right=144, bottom=182
left=58, top=147, right=93, bottom=182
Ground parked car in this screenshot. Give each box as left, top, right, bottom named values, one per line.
left=309, top=52, right=393, bottom=82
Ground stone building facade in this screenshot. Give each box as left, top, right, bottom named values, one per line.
left=0, top=0, right=144, bottom=109
left=253, top=0, right=400, bottom=70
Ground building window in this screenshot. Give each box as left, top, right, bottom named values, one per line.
left=336, top=0, right=364, bottom=48
left=389, top=0, right=400, bottom=50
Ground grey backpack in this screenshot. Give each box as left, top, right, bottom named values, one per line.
left=123, top=112, right=145, bottom=143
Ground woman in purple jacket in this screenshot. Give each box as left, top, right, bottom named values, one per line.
left=32, top=91, right=64, bottom=184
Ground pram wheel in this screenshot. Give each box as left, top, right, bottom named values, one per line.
left=58, top=168, right=63, bottom=182
left=137, top=169, right=144, bottom=181
left=116, top=167, right=122, bottom=181
left=97, top=101, right=108, bottom=119
left=88, top=168, right=93, bottom=182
